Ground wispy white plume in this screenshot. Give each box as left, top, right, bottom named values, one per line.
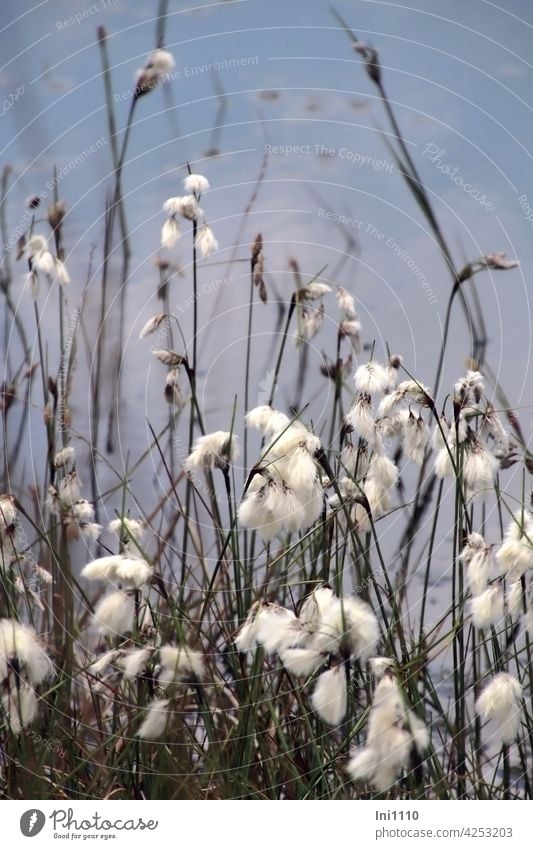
left=137, top=699, right=171, bottom=740
left=184, top=431, right=238, bottom=472
left=311, top=666, right=347, bottom=725
left=93, top=591, right=134, bottom=638
left=470, top=585, right=504, bottom=629
left=476, top=673, right=522, bottom=744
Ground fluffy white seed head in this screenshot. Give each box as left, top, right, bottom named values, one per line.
left=2, top=685, right=38, bottom=734
left=354, top=361, right=390, bottom=394
left=470, top=585, right=504, bottom=629
left=0, top=619, right=53, bottom=685
left=245, top=405, right=278, bottom=432
left=302, top=282, right=331, bottom=299
left=347, top=674, right=428, bottom=791
left=184, top=431, right=238, bottom=472
left=336, top=286, right=357, bottom=319
left=93, top=592, right=134, bottom=638
left=184, top=173, right=210, bottom=195
left=163, top=195, right=202, bottom=221
left=476, top=673, right=522, bottom=744
left=53, top=446, right=75, bottom=468
left=463, top=438, right=499, bottom=494
left=148, top=49, right=175, bottom=75
left=344, top=393, right=375, bottom=442
left=506, top=581, right=523, bottom=618
left=54, top=259, right=70, bottom=285
left=312, top=596, right=379, bottom=661
left=465, top=547, right=493, bottom=597
left=195, top=224, right=218, bottom=257
left=311, top=666, right=347, bottom=725
left=279, top=647, right=325, bottom=677
left=157, top=646, right=205, bottom=686
left=108, top=517, right=145, bottom=543
left=120, top=648, right=151, bottom=679
left=82, top=555, right=152, bottom=589
left=369, top=656, right=395, bottom=679
left=402, top=412, right=429, bottom=465
left=137, top=699, right=171, bottom=740
left=161, top=217, right=180, bottom=249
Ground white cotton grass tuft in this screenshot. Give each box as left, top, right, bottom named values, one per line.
left=0, top=619, right=53, bottom=685
left=354, top=361, right=390, bottom=395
left=234, top=602, right=261, bottom=653
left=495, top=511, right=533, bottom=579
left=184, top=173, right=210, bottom=195
left=195, top=224, right=218, bottom=257
left=369, top=656, right=395, bottom=679
left=454, top=369, right=484, bottom=405
left=137, top=699, right=171, bottom=740
left=336, top=286, right=357, bottom=319
left=135, top=49, right=175, bottom=97
left=139, top=313, right=167, bottom=339
left=470, top=585, right=505, bottom=629
left=238, top=476, right=322, bottom=541
left=339, top=440, right=370, bottom=481
left=298, top=304, right=324, bottom=342
left=311, top=666, right=347, bottom=725
left=235, top=585, right=379, bottom=708
left=93, top=591, right=134, bottom=638
left=161, top=196, right=203, bottom=248
left=163, top=194, right=202, bottom=221
left=62, top=471, right=81, bottom=503
left=434, top=443, right=455, bottom=479
left=236, top=587, right=378, bottom=727
left=245, top=405, right=278, bottom=432
left=466, top=548, right=493, bottom=597
left=339, top=318, right=362, bottom=350
left=460, top=533, right=493, bottom=597
left=347, top=675, right=429, bottom=792
left=299, top=584, right=336, bottom=628
left=312, top=595, right=379, bottom=661
left=506, top=581, right=523, bottom=619
left=367, top=452, right=399, bottom=491
left=302, top=281, right=331, bottom=299
left=475, top=673, right=522, bottom=744
left=81, top=554, right=152, bottom=589
left=236, top=603, right=303, bottom=655
left=2, top=685, right=38, bottom=734
left=87, top=649, right=120, bottom=678
left=184, top=431, right=238, bottom=472
left=463, top=437, right=499, bottom=495
left=68, top=500, right=101, bottom=542
left=53, top=446, right=75, bottom=468
left=27, top=235, right=55, bottom=276
left=161, top=217, right=180, bottom=249
left=156, top=646, right=205, bottom=686
left=344, top=393, right=375, bottom=442
left=377, top=379, right=433, bottom=418
left=108, top=517, right=145, bottom=543
left=239, top=410, right=324, bottom=540
left=279, top=646, right=325, bottom=677
left=120, top=648, right=151, bottom=680
left=54, top=259, right=70, bottom=285
left=402, top=411, right=429, bottom=465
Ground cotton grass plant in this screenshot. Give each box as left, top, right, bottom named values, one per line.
left=0, top=12, right=532, bottom=802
